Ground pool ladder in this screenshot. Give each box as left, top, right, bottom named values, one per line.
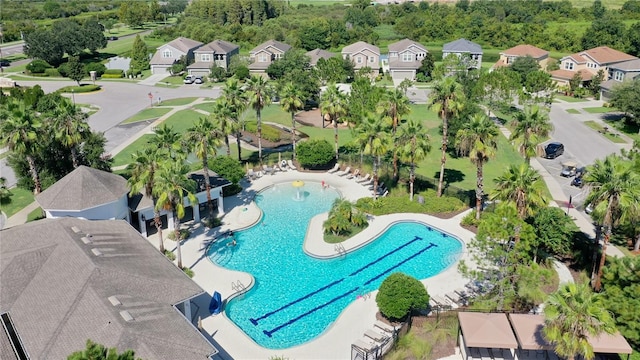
left=334, top=243, right=347, bottom=257
left=231, top=280, right=246, bottom=294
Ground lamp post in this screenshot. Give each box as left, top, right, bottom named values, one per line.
left=71, top=89, right=75, bottom=105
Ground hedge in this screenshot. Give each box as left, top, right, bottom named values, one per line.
left=44, top=68, right=61, bottom=77
left=57, top=84, right=102, bottom=94
left=101, top=73, right=124, bottom=78
left=104, top=69, right=124, bottom=75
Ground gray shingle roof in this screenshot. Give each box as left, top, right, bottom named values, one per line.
left=0, top=218, right=216, bottom=360
left=35, top=166, right=128, bottom=211
left=443, top=38, right=483, bottom=54
left=250, top=39, right=292, bottom=55
left=196, top=39, right=239, bottom=54
left=342, top=41, right=380, bottom=55
left=388, top=38, right=426, bottom=53
left=166, top=37, right=203, bottom=53
left=305, top=48, right=335, bottom=66
left=609, top=58, right=640, bottom=71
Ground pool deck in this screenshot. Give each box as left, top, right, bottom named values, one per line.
left=149, top=169, right=476, bottom=359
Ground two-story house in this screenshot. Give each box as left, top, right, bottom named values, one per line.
left=492, top=44, right=550, bottom=70
left=387, top=38, right=428, bottom=83
left=305, top=48, right=335, bottom=67
left=341, top=41, right=380, bottom=77
left=150, top=37, right=203, bottom=75
left=187, top=39, right=239, bottom=76
left=248, top=40, right=292, bottom=76
left=550, top=46, right=637, bottom=87
left=600, top=58, right=640, bottom=101
left=442, top=38, right=483, bottom=70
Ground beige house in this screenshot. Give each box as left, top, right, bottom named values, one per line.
left=248, top=39, right=292, bottom=76
left=150, top=37, right=203, bottom=75
left=551, top=46, right=637, bottom=86
left=342, top=41, right=380, bottom=76
left=305, top=48, right=335, bottom=67
left=187, top=39, right=239, bottom=76
left=492, top=44, right=550, bottom=70
left=387, top=38, right=428, bottom=82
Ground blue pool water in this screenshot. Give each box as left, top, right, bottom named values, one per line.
left=206, top=182, right=463, bottom=349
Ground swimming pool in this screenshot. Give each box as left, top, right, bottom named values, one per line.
left=206, top=181, right=463, bottom=349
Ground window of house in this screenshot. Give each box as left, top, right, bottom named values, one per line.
left=614, top=71, right=624, bottom=81
left=201, top=54, right=211, bottom=62
left=402, top=53, right=413, bottom=62
left=162, top=49, right=172, bottom=58
left=564, top=62, right=574, bottom=70
left=357, top=56, right=363, bottom=64
left=587, top=62, right=598, bottom=69
left=275, top=53, right=283, bottom=59
left=258, top=53, right=267, bottom=62
left=390, top=52, right=398, bottom=58
left=369, top=56, right=375, bottom=63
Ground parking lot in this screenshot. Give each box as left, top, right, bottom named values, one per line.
left=537, top=148, right=590, bottom=211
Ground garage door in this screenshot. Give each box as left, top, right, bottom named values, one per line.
left=152, top=65, right=171, bottom=75
left=390, top=70, right=415, bottom=86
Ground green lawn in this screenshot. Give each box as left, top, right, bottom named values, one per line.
left=122, top=107, right=172, bottom=124
left=101, top=35, right=165, bottom=58
left=0, top=188, right=35, bottom=218
left=556, top=95, right=588, bottom=103
left=566, top=109, right=581, bottom=114
left=111, top=134, right=154, bottom=167
left=160, top=75, right=187, bottom=86
left=192, top=102, right=217, bottom=113
left=27, top=207, right=45, bottom=222
left=583, top=107, right=613, bottom=114
left=583, top=120, right=628, bottom=144
left=159, top=97, right=199, bottom=106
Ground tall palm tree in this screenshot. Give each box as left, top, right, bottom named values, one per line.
left=50, top=100, right=90, bottom=168
left=320, top=84, right=348, bottom=161
left=183, top=117, right=223, bottom=223
left=398, top=119, right=431, bottom=201
left=150, top=124, right=181, bottom=157
left=428, top=77, right=465, bottom=197
left=455, top=113, right=500, bottom=220
left=246, top=75, right=273, bottom=162
left=210, top=99, right=236, bottom=156
left=543, top=282, right=616, bottom=360
left=280, top=83, right=304, bottom=159
left=377, top=88, right=411, bottom=179
left=127, top=147, right=167, bottom=252
left=584, top=154, right=640, bottom=290
left=0, top=103, right=43, bottom=194
left=222, top=77, right=248, bottom=162
left=153, top=159, right=197, bottom=269
left=509, top=105, right=552, bottom=164
left=491, top=163, right=548, bottom=242
left=356, top=113, right=391, bottom=199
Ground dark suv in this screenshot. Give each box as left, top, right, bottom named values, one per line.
left=544, top=142, right=564, bottom=159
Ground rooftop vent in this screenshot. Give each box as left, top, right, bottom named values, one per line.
left=71, top=226, right=81, bottom=233
left=81, top=236, right=92, bottom=244
left=91, top=249, right=103, bottom=257
left=108, top=296, right=121, bottom=306
left=119, top=310, right=134, bottom=322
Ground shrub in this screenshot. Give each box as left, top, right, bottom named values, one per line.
left=26, top=59, right=52, bottom=74
left=296, top=139, right=334, bottom=169
left=85, top=62, right=107, bottom=77
left=245, top=121, right=280, bottom=142
left=234, top=65, right=249, bottom=79
left=461, top=210, right=480, bottom=227
left=182, top=267, right=194, bottom=278
left=44, top=68, right=61, bottom=77
left=203, top=216, right=222, bottom=229
left=104, top=69, right=124, bottom=75
left=163, top=249, right=176, bottom=261
left=355, top=189, right=466, bottom=216
left=57, top=62, right=70, bottom=77
left=102, top=73, right=124, bottom=79
left=376, top=273, right=429, bottom=321
left=210, top=156, right=245, bottom=184
left=167, top=229, right=190, bottom=240
left=57, top=84, right=101, bottom=94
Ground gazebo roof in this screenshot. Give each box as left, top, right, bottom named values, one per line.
left=458, top=312, right=518, bottom=349
left=508, top=314, right=554, bottom=350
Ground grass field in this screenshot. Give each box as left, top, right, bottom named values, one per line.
left=583, top=107, right=613, bottom=114
left=122, top=107, right=172, bottom=124
left=0, top=188, right=35, bottom=218
left=566, top=108, right=581, bottom=114
left=556, top=95, right=589, bottom=103
left=159, top=97, right=199, bottom=106
left=583, top=120, right=628, bottom=143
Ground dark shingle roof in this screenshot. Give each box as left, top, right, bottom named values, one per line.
left=250, top=39, right=291, bottom=55
left=0, top=218, right=216, bottom=360
left=196, top=39, right=239, bottom=54
left=166, top=37, right=203, bottom=53
left=388, top=38, right=426, bottom=53
left=443, top=38, right=482, bottom=54
left=305, top=49, right=335, bottom=66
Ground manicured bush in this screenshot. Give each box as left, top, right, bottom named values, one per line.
left=101, top=73, right=124, bottom=79
left=376, top=272, right=430, bottom=321
left=296, top=139, right=334, bottom=169
left=26, top=59, right=52, bottom=74
left=57, top=62, right=70, bottom=77
left=167, top=228, right=190, bottom=241
left=85, top=62, right=107, bottom=77
left=210, top=156, right=245, bottom=184
left=57, top=84, right=101, bottom=93
left=245, top=121, right=280, bottom=142
left=104, top=69, right=124, bottom=75
left=44, top=68, right=61, bottom=77
left=182, top=267, right=194, bottom=278
left=163, top=249, right=176, bottom=261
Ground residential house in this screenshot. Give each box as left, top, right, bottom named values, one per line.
left=341, top=41, right=381, bottom=76
left=442, top=38, right=483, bottom=70
left=492, top=44, right=550, bottom=70
left=387, top=38, right=428, bottom=82
left=550, top=46, right=638, bottom=87
left=0, top=218, right=218, bottom=359
left=248, top=39, right=292, bottom=76
left=600, top=58, right=640, bottom=101
left=150, top=37, right=203, bottom=75
left=187, top=39, right=240, bottom=76
left=305, top=48, right=335, bottom=67
left=34, top=166, right=230, bottom=238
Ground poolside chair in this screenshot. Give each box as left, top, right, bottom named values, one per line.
left=360, top=177, right=373, bottom=186
left=364, top=329, right=387, bottom=342
left=247, top=169, right=256, bottom=180
left=287, top=160, right=297, bottom=170
left=336, top=166, right=351, bottom=176
left=374, top=321, right=395, bottom=334
left=262, top=164, right=275, bottom=175
left=353, top=339, right=376, bottom=352
left=327, top=163, right=340, bottom=173
left=346, top=169, right=360, bottom=179
left=356, top=174, right=370, bottom=183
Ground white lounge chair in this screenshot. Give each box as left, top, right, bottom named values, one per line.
left=287, top=160, right=297, bottom=170
left=262, top=164, right=275, bottom=175
left=356, top=174, right=371, bottom=183
left=247, top=169, right=256, bottom=180
left=346, top=169, right=360, bottom=179
left=364, top=329, right=387, bottom=342
left=327, top=163, right=340, bottom=173
left=336, top=166, right=351, bottom=176
left=353, top=339, right=375, bottom=351
left=374, top=321, right=395, bottom=334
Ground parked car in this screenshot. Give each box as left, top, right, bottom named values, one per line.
left=194, top=76, right=204, bottom=84
left=544, top=142, right=564, bottom=159
left=571, top=176, right=584, bottom=188
left=585, top=203, right=594, bottom=214
left=183, top=75, right=196, bottom=84
left=0, top=59, right=10, bottom=67
left=560, top=161, right=578, bottom=177
left=108, top=36, right=119, bottom=41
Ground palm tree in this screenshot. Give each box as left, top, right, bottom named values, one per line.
left=0, top=103, right=43, bottom=194
left=509, top=105, right=552, bottom=164
left=491, top=164, right=548, bottom=242
left=50, top=100, right=90, bottom=168
left=246, top=75, right=273, bottom=162
left=355, top=113, right=391, bottom=199
left=398, top=119, right=431, bottom=201
left=221, top=77, right=248, bottom=162
left=583, top=154, right=640, bottom=290
left=280, top=83, right=304, bottom=159
left=543, top=282, right=616, bottom=360
left=183, top=117, right=223, bottom=223
left=150, top=124, right=181, bottom=156
left=428, top=77, right=465, bottom=197
left=455, top=113, right=499, bottom=220
left=320, top=84, right=348, bottom=161
left=127, top=147, right=167, bottom=252
left=210, top=99, right=236, bottom=156
left=377, top=88, right=411, bottom=179
left=153, top=159, right=197, bottom=269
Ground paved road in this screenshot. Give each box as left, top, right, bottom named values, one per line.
left=0, top=42, right=25, bottom=58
